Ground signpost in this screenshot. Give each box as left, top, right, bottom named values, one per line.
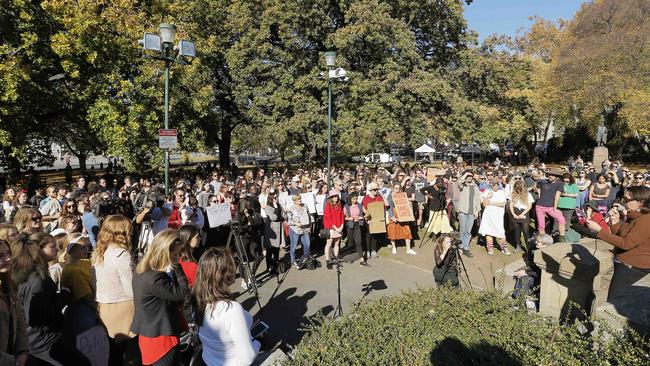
left=159, top=129, right=178, bottom=149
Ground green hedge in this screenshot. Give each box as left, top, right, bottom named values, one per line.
left=287, top=287, right=649, bottom=366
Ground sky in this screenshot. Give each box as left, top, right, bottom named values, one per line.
left=464, top=0, right=588, bottom=42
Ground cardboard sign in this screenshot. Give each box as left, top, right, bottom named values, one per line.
left=392, top=192, right=415, bottom=222
left=315, top=195, right=326, bottom=215
left=367, top=201, right=387, bottom=234
left=426, top=167, right=445, bottom=183
left=300, top=193, right=316, bottom=214
left=76, top=325, right=109, bottom=366
left=206, top=202, right=232, bottom=228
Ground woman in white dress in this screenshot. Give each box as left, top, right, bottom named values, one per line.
left=479, top=179, right=511, bottom=255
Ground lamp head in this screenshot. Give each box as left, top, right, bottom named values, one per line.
left=139, top=33, right=162, bottom=52
left=159, top=23, right=177, bottom=44
left=324, top=51, right=337, bottom=68
left=175, top=40, right=196, bottom=58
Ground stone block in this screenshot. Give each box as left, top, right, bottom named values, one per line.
left=253, top=349, right=290, bottom=366
left=593, top=146, right=609, bottom=170
left=594, top=274, right=650, bottom=336
left=533, top=239, right=613, bottom=321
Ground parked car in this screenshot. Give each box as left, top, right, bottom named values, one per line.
left=364, top=153, right=393, bottom=164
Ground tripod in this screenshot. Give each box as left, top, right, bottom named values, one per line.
left=227, top=221, right=264, bottom=314
left=333, top=258, right=343, bottom=318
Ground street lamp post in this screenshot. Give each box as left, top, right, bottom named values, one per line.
left=139, top=23, right=196, bottom=194
left=325, top=51, right=336, bottom=188
left=323, top=51, right=349, bottom=188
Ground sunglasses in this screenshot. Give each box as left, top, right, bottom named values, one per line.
left=31, top=216, right=42, bottom=222
left=636, top=176, right=644, bottom=179
left=371, top=188, right=379, bottom=191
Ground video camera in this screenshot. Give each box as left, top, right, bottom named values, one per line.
left=94, top=196, right=128, bottom=218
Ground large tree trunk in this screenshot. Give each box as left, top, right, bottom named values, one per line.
left=76, top=152, right=87, bottom=172
left=218, top=127, right=232, bottom=171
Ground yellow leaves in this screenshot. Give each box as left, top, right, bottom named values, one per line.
left=620, top=89, right=650, bottom=136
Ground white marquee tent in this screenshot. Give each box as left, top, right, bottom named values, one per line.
left=414, top=144, right=435, bottom=161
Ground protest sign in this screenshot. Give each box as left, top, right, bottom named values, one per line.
left=206, top=202, right=232, bottom=228
left=76, top=325, right=109, bottom=366
left=368, top=201, right=387, bottom=234
left=300, top=193, right=316, bottom=214
left=315, top=195, right=326, bottom=215
left=426, top=167, right=445, bottom=183
left=392, top=192, right=415, bottom=222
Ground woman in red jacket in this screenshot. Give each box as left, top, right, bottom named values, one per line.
left=323, top=190, right=344, bottom=269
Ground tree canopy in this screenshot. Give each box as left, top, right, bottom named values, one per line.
left=0, top=0, right=648, bottom=177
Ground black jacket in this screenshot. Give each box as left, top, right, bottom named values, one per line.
left=130, top=265, right=190, bottom=338
left=18, top=272, right=66, bottom=353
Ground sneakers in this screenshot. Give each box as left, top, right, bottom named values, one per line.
left=391, top=247, right=397, bottom=255
left=503, top=248, right=512, bottom=256
left=360, top=260, right=371, bottom=267
left=371, top=251, right=378, bottom=258
left=406, top=249, right=417, bottom=255
left=292, top=262, right=300, bottom=270
left=463, top=249, right=474, bottom=258
left=514, top=246, right=521, bottom=253
left=487, top=249, right=494, bottom=255
left=240, top=280, right=249, bottom=290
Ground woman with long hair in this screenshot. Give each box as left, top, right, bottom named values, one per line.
left=92, top=215, right=138, bottom=364
left=234, top=200, right=263, bottom=288
left=10, top=191, right=30, bottom=222
left=0, top=223, right=20, bottom=244
left=11, top=233, right=90, bottom=365
left=509, top=180, right=534, bottom=252
left=178, top=224, right=201, bottom=325
left=386, top=184, right=417, bottom=255
left=194, top=247, right=260, bottom=365
left=323, top=190, right=344, bottom=269
left=432, top=235, right=458, bottom=287
left=0, top=239, right=29, bottom=366
left=586, top=186, right=650, bottom=300
left=14, top=208, right=43, bottom=235
left=131, top=229, right=189, bottom=366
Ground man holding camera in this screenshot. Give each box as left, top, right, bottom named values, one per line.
left=455, top=172, right=481, bottom=257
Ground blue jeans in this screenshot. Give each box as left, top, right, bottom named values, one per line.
left=458, top=212, right=475, bottom=251
left=289, top=228, right=311, bottom=263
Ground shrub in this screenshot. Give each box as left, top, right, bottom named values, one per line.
left=287, top=287, right=650, bottom=366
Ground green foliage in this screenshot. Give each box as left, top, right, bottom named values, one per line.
left=288, top=287, right=650, bottom=366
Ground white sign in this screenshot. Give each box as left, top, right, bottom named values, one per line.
left=278, top=191, right=293, bottom=209
left=159, top=129, right=178, bottom=149
left=76, top=325, right=109, bottom=366
left=315, top=195, right=326, bottom=215
left=206, top=202, right=232, bottom=228
left=300, top=193, right=316, bottom=214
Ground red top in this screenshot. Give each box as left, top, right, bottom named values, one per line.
left=591, top=212, right=610, bottom=232
left=167, top=204, right=182, bottom=230
left=179, top=260, right=198, bottom=287
left=323, top=201, right=344, bottom=229
left=139, top=335, right=178, bottom=365
left=361, top=194, right=385, bottom=210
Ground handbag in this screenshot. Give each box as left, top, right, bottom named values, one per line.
left=179, top=322, right=200, bottom=352
left=319, top=228, right=330, bottom=239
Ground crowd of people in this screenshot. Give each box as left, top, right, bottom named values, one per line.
left=0, top=156, right=649, bottom=365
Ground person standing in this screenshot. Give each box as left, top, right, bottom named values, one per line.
left=92, top=215, right=138, bottom=365
left=455, top=172, right=481, bottom=257
left=535, top=169, right=566, bottom=241
left=420, top=178, right=453, bottom=242
left=263, top=193, right=285, bottom=276
left=557, top=173, right=579, bottom=230
left=131, top=229, right=190, bottom=366
left=361, top=182, right=388, bottom=260
left=509, top=180, right=534, bottom=252
left=386, top=184, right=417, bottom=255
left=344, top=193, right=369, bottom=266
left=287, top=195, right=312, bottom=269
left=479, top=179, right=511, bottom=255
left=194, top=247, right=260, bottom=366
left=323, top=190, right=344, bottom=269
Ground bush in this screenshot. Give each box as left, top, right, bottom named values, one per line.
left=286, top=287, right=650, bottom=366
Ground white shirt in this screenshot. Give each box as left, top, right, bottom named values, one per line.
left=512, top=193, right=534, bottom=210
left=199, top=301, right=261, bottom=366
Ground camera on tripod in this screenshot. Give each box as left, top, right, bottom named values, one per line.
left=448, top=231, right=461, bottom=249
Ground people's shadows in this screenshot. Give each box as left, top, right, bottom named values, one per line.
left=253, top=288, right=318, bottom=347
left=608, top=283, right=650, bottom=337
left=430, top=337, right=522, bottom=366
left=540, top=243, right=599, bottom=325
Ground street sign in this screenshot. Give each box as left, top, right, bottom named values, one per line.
left=159, top=129, right=177, bottom=149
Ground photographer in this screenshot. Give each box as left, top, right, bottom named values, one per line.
left=433, top=235, right=459, bottom=287
left=586, top=186, right=650, bottom=300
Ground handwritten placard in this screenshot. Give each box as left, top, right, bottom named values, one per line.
left=206, top=202, right=232, bottom=228
left=367, top=201, right=387, bottom=234
left=426, top=167, right=445, bottom=183
left=315, top=195, right=326, bottom=215
left=392, top=192, right=415, bottom=222
left=76, top=325, right=109, bottom=366
left=300, top=193, right=316, bottom=214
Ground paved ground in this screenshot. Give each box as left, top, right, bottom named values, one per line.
left=233, top=229, right=524, bottom=352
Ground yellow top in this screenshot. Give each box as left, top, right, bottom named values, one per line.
left=61, top=259, right=94, bottom=303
